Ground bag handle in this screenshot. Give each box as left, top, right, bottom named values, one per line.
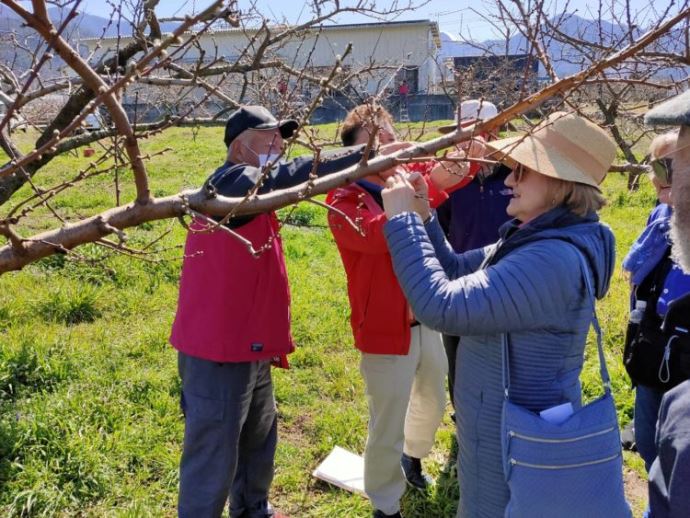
left=502, top=247, right=612, bottom=400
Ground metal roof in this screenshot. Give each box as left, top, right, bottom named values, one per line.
left=80, top=18, right=441, bottom=48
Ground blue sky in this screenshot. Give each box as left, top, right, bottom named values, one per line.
left=20, top=0, right=666, bottom=41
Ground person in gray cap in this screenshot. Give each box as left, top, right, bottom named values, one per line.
left=170, top=105, right=377, bottom=518
left=643, top=91, right=690, bottom=518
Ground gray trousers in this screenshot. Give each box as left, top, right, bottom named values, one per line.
left=178, top=352, right=277, bottom=518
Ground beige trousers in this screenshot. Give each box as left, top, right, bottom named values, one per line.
left=359, top=324, right=448, bottom=514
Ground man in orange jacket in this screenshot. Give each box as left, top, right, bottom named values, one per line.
left=328, top=103, right=482, bottom=518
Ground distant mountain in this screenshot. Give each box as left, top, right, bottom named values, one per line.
left=0, top=5, right=181, bottom=75
left=46, top=6, right=180, bottom=38
left=46, top=7, right=181, bottom=38
left=0, top=7, right=685, bottom=81
left=439, top=13, right=687, bottom=80
left=0, top=5, right=181, bottom=41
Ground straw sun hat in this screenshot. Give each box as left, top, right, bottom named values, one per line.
left=485, top=111, right=617, bottom=189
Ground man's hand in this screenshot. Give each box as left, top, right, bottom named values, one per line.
left=379, top=165, right=407, bottom=181
left=465, top=136, right=487, bottom=160
left=431, top=137, right=488, bottom=190
left=453, top=135, right=486, bottom=154
left=380, top=141, right=414, bottom=155
left=431, top=149, right=468, bottom=190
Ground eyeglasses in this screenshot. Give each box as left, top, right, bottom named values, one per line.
left=650, top=157, right=673, bottom=186
left=513, top=163, right=527, bottom=183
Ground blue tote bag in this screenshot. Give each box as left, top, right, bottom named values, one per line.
left=501, top=250, right=631, bottom=518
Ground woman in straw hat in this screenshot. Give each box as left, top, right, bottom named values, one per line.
left=379, top=112, right=619, bottom=517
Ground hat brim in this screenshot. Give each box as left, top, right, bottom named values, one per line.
left=485, top=135, right=602, bottom=189
left=645, top=90, right=690, bottom=126
left=253, top=119, right=300, bottom=139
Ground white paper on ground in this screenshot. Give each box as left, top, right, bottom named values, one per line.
left=312, top=446, right=367, bottom=497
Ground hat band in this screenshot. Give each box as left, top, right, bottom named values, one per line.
left=533, top=126, right=609, bottom=184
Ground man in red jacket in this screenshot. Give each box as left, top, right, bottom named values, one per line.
left=328, top=104, right=481, bottom=518
left=171, top=106, right=372, bottom=518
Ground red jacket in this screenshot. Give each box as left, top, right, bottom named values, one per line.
left=169, top=148, right=368, bottom=365
left=327, top=170, right=448, bottom=355
left=170, top=213, right=293, bottom=364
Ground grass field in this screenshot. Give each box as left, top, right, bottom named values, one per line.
left=0, top=122, right=656, bottom=517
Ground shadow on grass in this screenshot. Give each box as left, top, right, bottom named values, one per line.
left=0, top=409, right=18, bottom=501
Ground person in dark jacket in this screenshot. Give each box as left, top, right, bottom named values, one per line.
left=171, top=105, right=374, bottom=518
left=648, top=358, right=690, bottom=518
left=622, top=131, right=690, bottom=473
left=435, top=100, right=512, bottom=411
left=380, top=112, right=619, bottom=517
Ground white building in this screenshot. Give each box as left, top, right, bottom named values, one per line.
left=80, top=19, right=442, bottom=95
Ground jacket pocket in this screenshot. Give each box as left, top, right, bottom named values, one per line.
left=181, top=391, right=225, bottom=422
left=356, top=265, right=375, bottom=331
left=507, top=427, right=615, bottom=443
left=508, top=452, right=620, bottom=470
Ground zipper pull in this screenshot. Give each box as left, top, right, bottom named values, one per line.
left=658, top=337, right=674, bottom=383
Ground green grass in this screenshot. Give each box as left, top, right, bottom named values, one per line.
left=0, top=124, right=655, bottom=516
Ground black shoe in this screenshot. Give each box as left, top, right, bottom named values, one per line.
left=373, top=511, right=403, bottom=518
left=401, top=453, right=432, bottom=491
left=233, top=501, right=277, bottom=518
left=621, top=421, right=637, bottom=452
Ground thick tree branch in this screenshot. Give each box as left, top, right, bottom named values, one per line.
left=0, top=1, right=687, bottom=273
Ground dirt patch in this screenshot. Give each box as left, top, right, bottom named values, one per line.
left=278, top=412, right=313, bottom=449
left=624, top=467, right=648, bottom=517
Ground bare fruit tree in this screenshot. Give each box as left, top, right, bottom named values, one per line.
left=446, top=0, right=689, bottom=186
left=0, top=0, right=688, bottom=274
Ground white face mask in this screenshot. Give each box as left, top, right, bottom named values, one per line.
left=258, top=153, right=281, bottom=167
left=233, top=140, right=282, bottom=168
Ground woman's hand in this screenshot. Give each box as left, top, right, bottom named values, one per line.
left=407, top=172, right=431, bottom=221
left=382, top=172, right=431, bottom=221
left=383, top=173, right=415, bottom=219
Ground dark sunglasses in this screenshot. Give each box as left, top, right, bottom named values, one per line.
left=650, top=157, right=673, bottom=186
left=512, top=163, right=527, bottom=183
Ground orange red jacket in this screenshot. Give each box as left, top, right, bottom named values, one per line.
left=327, top=161, right=469, bottom=355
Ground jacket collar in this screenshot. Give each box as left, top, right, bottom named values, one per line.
left=487, top=206, right=597, bottom=266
